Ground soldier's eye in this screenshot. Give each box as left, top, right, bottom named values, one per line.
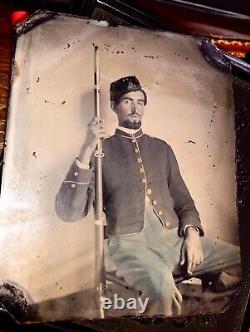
left=138, top=101, right=144, bottom=106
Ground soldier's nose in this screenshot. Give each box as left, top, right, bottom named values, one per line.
left=132, top=101, right=139, bottom=112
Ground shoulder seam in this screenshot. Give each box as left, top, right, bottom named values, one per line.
left=145, top=134, right=169, bottom=146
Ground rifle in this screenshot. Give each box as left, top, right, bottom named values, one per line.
left=94, top=45, right=105, bottom=318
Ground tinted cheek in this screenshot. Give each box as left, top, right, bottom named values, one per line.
left=122, top=106, right=132, bottom=116
left=118, top=107, right=130, bottom=120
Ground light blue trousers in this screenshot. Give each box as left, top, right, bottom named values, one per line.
left=108, top=203, right=241, bottom=314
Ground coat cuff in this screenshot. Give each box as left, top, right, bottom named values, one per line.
left=63, top=159, right=93, bottom=187
left=75, top=158, right=90, bottom=169
left=178, top=219, right=204, bottom=237
left=182, top=225, right=199, bottom=236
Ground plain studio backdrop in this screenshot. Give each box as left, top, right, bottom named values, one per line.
left=0, top=14, right=237, bottom=313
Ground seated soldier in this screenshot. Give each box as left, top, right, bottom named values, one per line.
left=56, top=76, right=241, bottom=316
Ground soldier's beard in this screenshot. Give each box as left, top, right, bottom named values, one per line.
left=121, top=120, right=141, bottom=130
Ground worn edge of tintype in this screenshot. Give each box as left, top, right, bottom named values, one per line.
left=14, top=10, right=110, bottom=36
left=1, top=12, right=250, bottom=331
left=0, top=6, right=12, bottom=183
left=232, top=73, right=250, bottom=332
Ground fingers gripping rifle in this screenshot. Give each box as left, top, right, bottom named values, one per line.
left=94, top=45, right=105, bottom=318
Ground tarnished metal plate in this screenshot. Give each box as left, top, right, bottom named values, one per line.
left=0, top=12, right=245, bottom=328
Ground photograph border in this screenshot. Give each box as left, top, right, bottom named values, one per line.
left=0, top=11, right=250, bottom=331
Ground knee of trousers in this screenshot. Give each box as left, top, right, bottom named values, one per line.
left=141, top=271, right=179, bottom=303
left=217, top=246, right=241, bottom=272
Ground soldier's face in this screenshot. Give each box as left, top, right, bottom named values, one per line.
left=112, top=90, right=145, bottom=129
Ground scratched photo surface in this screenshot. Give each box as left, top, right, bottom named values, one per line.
left=0, top=13, right=241, bottom=322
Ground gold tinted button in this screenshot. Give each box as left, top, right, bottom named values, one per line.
left=134, top=148, right=139, bottom=153
left=165, top=221, right=170, bottom=227
left=71, top=183, right=76, bottom=188
left=158, top=210, right=163, bottom=216
left=146, top=188, right=152, bottom=195
left=74, top=171, right=79, bottom=176
left=152, top=200, right=157, bottom=205
left=139, top=168, right=144, bottom=173
left=137, top=158, right=142, bottom=163
left=132, top=139, right=136, bottom=143
left=141, top=178, right=146, bottom=184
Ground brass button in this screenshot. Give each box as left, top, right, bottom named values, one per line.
left=139, top=168, right=144, bottom=173
left=165, top=221, right=170, bottom=227
left=134, top=148, right=139, bottom=153
left=71, top=183, right=76, bottom=188
left=152, top=200, right=157, bottom=205
left=158, top=210, right=163, bottom=216
left=132, top=139, right=136, bottom=143
left=137, top=158, right=142, bottom=163
left=74, top=171, right=79, bottom=176
left=146, top=188, right=152, bottom=195
left=141, top=178, right=146, bottom=184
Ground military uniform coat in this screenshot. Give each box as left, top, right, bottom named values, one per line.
left=55, top=128, right=203, bottom=236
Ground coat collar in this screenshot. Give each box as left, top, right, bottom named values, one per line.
left=115, top=128, right=144, bottom=139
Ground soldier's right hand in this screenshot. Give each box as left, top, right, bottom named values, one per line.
left=86, top=117, right=106, bottom=150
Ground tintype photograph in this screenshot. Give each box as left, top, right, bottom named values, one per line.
left=0, top=13, right=242, bottom=322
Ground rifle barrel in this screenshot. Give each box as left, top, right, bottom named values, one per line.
left=94, top=45, right=105, bottom=319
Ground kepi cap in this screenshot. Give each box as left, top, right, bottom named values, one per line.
left=110, top=76, right=147, bottom=105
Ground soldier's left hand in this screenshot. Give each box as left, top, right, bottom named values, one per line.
left=180, top=227, right=204, bottom=275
